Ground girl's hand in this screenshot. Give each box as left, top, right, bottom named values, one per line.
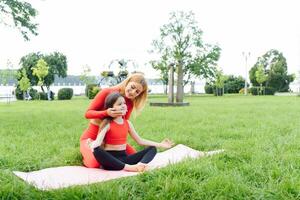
left=87, top=138, right=100, bottom=150
left=159, top=138, right=175, bottom=149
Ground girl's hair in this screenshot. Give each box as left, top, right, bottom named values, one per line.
left=100, top=92, right=123, bottom=129
left=113, top=72, right=148, bottom=115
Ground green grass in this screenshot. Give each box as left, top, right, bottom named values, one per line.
left=1, top=95, right=300, bottom=199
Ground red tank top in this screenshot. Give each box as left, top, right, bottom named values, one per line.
left=104, top=119, right=129, bottom=145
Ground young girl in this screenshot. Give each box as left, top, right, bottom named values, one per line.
left=80, top=73, right=149, bottom=168
left=87, top=92, right=174, bottom=172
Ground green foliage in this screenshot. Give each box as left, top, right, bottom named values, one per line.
left=58, top=88, right=73, bottom=100
left=37, top=91, right=54, bottom=100
left=29, top=88, right=38, bottom=100
left=14, top=86, right=24, bottom=100
left=224, top=75, right=246, bottom=93
left=249, top=87, right=275, bottom=95
left=249, top=49, right=295, bottom=93
left=204, top=82, right=214, bottom=94
left=150, top=51, right=169, bottom=86
left=32, top=58, right=49, bottom=86
left=18, top=69, right=30, bottom=92
left=0, top=0, right=38, bottom=40
left=89, top=87, right=100, bottom=99
left=18, top=52, right=67, bottom=100
left=85, top=84, right=97, bottom=98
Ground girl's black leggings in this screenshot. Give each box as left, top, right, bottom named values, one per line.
left=93, top=146, right=157, bottom=170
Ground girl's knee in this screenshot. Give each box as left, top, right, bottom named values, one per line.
left=148, top=146, right=157, bottom=153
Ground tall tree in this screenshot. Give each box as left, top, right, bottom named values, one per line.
left=18, top=68, right=30, bottom=99
left=214, top=69, right=227, bottom=96
left=151, top=11, right=221, bottom=102
left=249, top=49, right=294, bottom=92
left=32, top=58, right=49, bottom=86
left=0, top=0, right=38, bottom=40
left=255, top=64, right=268, bottom=95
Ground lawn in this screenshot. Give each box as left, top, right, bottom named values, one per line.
left=0, top=95, right=300, bottom=199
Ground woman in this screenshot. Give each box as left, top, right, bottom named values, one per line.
left=80, top=73, right=163, bottom=168
left=87, top=92, right=173, bottom=172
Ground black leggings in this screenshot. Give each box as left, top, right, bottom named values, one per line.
left=93, top=146, right=157, bottom=170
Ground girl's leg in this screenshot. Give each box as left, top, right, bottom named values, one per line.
left=93, top=147, right=125, bottom=170
left=122, top=146, right=157, bottom=165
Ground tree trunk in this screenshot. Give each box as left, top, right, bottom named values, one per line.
left=164, top=84, right=168, bottom=95
left=190, top=81, right=195, bottom=94
left=41, top=86, right=45, bottom=93
left=168, top=64, right=174, bottom=103
left=47, top=86, right=51, bottom=100
left=23, top=91, right=26, bottom=100
left=176, top=63, right=184, bottom=103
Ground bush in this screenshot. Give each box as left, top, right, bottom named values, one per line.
left=85, top=84, right=98, bottom=97
left=15, top=87, right=39, bottom=100
left=204, top=83, right=214, bottom=94
left=249, top=87, right=275, bottom=95
left=264, top=87, right=276, bottom=95
left=15, top=87, right=24, bottom=100
left=38, top=91, right=55, bottom=100
left=29, top=88, right=39, bottom=100
left=58, top=88, right=73, bottom=100
left=88, top=86, right=100, bottom=99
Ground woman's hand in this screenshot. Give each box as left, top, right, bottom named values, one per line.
left=159, top=138, right=175, bottom=149
left=107, top=108, right=126, bottom=118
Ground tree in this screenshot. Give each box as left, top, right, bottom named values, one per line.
left=18, top=68, right=30, bottom=100
left=223, top=75, right=246, bottom=93
left=0, top=0, right=38, bottom=40
left=151, top=11, right=221, bottom=102
left=18, top=52, right=68, bottom=100
left=150, top=53, right=169, bottom=94
left=214, top=70, right=227, bottom=96
left=255, top=64, right=268, bottom=95
left=32, top=58, right=49, bottom=86
left=249, top=49, right=294, bottom=92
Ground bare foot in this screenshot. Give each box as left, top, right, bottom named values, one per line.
left=124, top=163, right=146, bottom=172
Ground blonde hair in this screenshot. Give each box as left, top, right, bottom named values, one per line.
left=113, top=73, right=148, bottom=115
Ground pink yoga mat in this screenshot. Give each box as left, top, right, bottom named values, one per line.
left=13, top=144, right=224, bottom=190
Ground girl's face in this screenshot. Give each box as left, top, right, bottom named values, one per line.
left=113, top=96, right=127, bottom=115
left=125, top=82, right=143, bottom=100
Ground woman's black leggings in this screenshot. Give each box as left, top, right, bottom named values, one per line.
left=93, top=146, right=157, bottom=170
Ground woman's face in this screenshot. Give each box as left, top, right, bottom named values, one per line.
left=113, top=96, right=127, bottom=115
left=125, top=81, right=143, bottom=100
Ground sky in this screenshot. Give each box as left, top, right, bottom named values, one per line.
left=0, top=0, right=300, bottom=80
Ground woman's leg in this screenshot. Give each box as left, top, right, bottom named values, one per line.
left=122, top=146, right=157, bottom=165
left=80, top=139, right=100, bottom=168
